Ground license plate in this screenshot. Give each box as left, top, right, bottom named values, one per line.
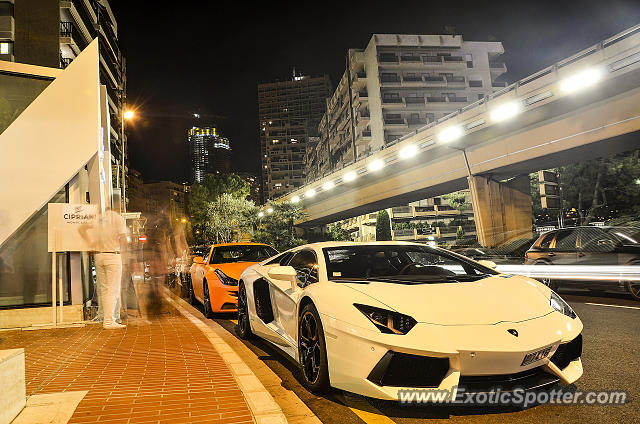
left=521, top=345, right=553, bottom=366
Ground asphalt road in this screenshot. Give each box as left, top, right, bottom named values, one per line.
left=193, top=288, right=640, bottom=424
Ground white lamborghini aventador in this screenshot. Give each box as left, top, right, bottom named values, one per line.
left=236, top=241, right=583, bottom=400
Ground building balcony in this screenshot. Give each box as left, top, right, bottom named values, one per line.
left=400, top=55, right=422, bottom=63
left=446, top=76, right=466, bottom=86
left=447, top=96, right=468, bottom=102
left=381, top=98, right=404, bottom=108
left=351, top=70, right=367, bottom=88
left=384, top=118, right=408, bottom=129
left=391, top=229, right=417, bottom=241
left=407, top=117, right=427, bottom=126
left=426, top=96, right=447, bottom=103
left=60, top=21, right=88, bottom=54
left=424, top=76, right=447, bottom=87
left=401, top=75, right=424, bottom=86
left=490, top=62, right=507, bottom=76
left=390, top=206, right=414, bottom=218
left=404, top=97, right=425, bottom=106
left=60, top=56, right=73, bottom=69
left=380, top=75, right=401, bottom=86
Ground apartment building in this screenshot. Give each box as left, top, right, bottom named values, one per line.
left=144, top=181, right=189, bottom=223
left=189, top=126, right=232, bottom=183
left=258, top=74, right=332, bottom=203
left=339, top=191, right=476, bottom=245
left=0, top=0, right=127, bottom=207
left=306, top=34, right=506, bottom=180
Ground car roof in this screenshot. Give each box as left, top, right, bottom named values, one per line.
left=211, top=242, right=272, bottom=248
left=298, top=241, right=431, bottom=249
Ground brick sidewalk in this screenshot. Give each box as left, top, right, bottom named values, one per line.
left=0, top=301, right=253, bottom=424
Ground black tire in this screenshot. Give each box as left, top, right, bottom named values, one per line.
left=203, top=280, right=214, bottom=318
left=626, top=281, right=640, bottom=301
left=235, top=281, right=253, bottom=339
left=625, top=260, right=640, bottom=301
left=298, top=303, right=330, bottom=393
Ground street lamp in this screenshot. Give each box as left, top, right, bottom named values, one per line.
left=121, top=108, right=135, bottom=213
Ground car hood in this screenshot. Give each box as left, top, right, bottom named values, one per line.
left=341, top=275, right=552, bottom=325
left=214, top=262, right=258, bottom=280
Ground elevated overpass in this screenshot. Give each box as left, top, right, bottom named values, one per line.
left=276, top=25, right=640, bottom=245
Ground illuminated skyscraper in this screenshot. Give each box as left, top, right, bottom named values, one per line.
left=258, top=74, right=332, bottom=203
left=188, top=126, right=231, bottom=183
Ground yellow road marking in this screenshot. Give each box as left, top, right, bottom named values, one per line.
left=230, top=319, right=238, bottom=324
left=334, top=392, right=396, bottom=424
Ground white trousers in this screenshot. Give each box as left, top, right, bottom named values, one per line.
left=95, top=253, right=122, bottom=326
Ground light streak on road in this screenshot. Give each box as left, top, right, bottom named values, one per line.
left=494, top=265, right=640, bottom=282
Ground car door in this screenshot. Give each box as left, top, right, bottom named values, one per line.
left=576, top=227, right=618, bottom=265
left=272, top=249, right=319, bottom=348
left=549, top=229, right=579, bottom=265
left=191, top=247, right=212, bottom=302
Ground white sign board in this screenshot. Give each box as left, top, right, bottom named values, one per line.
left=48, top=203, right=99, bottom=252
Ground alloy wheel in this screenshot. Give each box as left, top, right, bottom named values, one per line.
left=299, top=311, right=321, bottom=384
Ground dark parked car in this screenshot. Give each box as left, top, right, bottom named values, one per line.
left=525, top=226, right=640, bottom=299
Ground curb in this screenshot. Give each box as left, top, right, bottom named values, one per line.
left=164, top=290, right=288, bottom=424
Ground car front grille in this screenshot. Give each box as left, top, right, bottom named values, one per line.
left=550, top=334, right=582, bottom=370
left=458, top=366, right=559, bottom=394
left=367, top=351, right=449, bottom=388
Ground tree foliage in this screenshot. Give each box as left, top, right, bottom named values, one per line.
left=188, top=173, right=253, bottom=244
left=326, top=222, right=351, bottom=241
left=375, top=210, right=392, bottom=241
left=252, top=201, right=307, bottom=251
left=442, top=191, right=469, bottom=211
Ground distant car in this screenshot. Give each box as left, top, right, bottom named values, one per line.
left=237, top=241, right=583, bottom=398
left=189, top=243, right=278, bottom=317
left=525, top=226, right=640, bottom=299
left=178, top=245, right=210, bottom=298
left=451, top=247, right=513, bottom=264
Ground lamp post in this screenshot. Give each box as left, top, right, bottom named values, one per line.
left=121, top=109, right=134, bottom=213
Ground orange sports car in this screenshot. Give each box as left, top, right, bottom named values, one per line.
left=189, top=243, right=278, bottom=317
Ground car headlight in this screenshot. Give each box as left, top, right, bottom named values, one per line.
left=550, top=291, right=576, bottom=319
left=354, top=304, right=417, bottom=335
left=215, top=269, right=238, bottom=286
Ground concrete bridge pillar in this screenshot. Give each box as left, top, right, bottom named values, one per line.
left=468, top=175, right=532, bottom=248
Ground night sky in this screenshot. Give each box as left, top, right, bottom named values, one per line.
left=110, top=1, right=640, bottom=184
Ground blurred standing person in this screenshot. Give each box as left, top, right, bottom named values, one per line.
left=143, top=210, right=171, bottom=316
left=81, top=197, right=129, bottom=329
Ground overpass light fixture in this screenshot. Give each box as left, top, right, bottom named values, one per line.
left=343, top=171, right=357, bottom=182
left=490, top=101, right=521, bottom=122
left=560, top=68, right=603, bottom=93
left=291, top=195, right=300, bottom=203
left=399, top=144, right=418, bottom=159
left=322, top=181, right=335, bottom=191
left=438, top=126, right=463, bottom=143
left=305, top=188, right=316, bottom=198
left=368, top=159, right=384, bottom=172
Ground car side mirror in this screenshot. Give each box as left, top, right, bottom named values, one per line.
left=268, top=266, right=298, bottom=291
left=477, top=260, right=497, bottom=269
left=193, top=256, right=204, bottom=264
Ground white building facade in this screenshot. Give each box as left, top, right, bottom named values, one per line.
left=307, top=34, right=506, bottom=181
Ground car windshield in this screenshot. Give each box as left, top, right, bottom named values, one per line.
left=323, top=245, right=498, bottom=284
left=190, top=246, right=210, bottom=257
left=211, top=245, right=278, bottom=264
